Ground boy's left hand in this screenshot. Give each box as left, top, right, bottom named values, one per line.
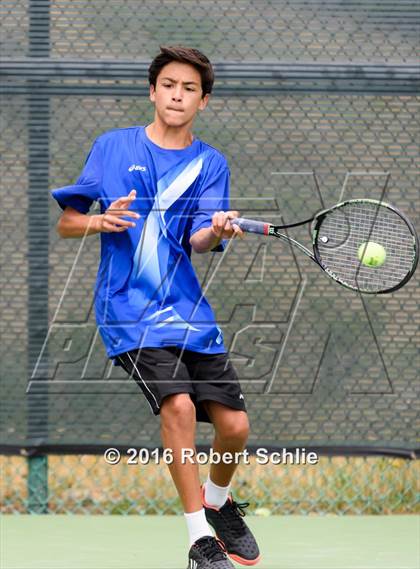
left=211, top=210, right=245, bottom=240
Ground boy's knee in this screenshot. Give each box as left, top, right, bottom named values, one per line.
left=217, top=413, right=249, bottom=444
left=160, top=393, right=196, bottom=430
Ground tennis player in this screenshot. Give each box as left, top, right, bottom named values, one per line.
left=52, top=46, right=260, bottom=569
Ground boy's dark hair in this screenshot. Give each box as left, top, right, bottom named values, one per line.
left=148, top=46, right=214, bottom=97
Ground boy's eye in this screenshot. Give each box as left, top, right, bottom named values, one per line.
left=161, top=83, right=195, bottom=91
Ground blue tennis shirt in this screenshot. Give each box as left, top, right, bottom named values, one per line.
left=51, top=126, right=229, bottom=363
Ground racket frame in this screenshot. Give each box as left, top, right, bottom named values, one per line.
left=255, top=198, right=418, bottom=294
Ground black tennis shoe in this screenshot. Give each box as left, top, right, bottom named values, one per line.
left=187, top=536, right=234, bottom=568
left=202, top=487, right=261, bottom=566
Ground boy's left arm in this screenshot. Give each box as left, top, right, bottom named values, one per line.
left=190, top=210, right=244, bottom=253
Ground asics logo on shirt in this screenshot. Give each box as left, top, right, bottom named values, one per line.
left=128, top=164, right=147, bottom=172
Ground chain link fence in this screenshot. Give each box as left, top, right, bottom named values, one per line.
left=1, top=455, right=418, bottom=515
left=2, top=0, right=419, bottom=63
left=1, top=0, right=419, bottom=515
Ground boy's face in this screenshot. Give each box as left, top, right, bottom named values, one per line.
left=150, top=61, right=209, bottom=128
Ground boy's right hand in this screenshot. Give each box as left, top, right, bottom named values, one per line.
left=95, top=189, right=140, bottom=233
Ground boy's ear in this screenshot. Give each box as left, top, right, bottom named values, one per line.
left=149, top=84, right=156, bottom=103
left=199, top=93, right=210, bottom=111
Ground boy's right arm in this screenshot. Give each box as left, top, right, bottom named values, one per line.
left=56, top=207, right=103, bottom=238
left=56, top=190, right=139, bottom=239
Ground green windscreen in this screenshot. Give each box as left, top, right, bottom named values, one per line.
left=1, top=0, right=418, bottom=455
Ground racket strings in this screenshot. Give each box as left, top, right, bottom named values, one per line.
left=316, top=202, right=416, bottom=293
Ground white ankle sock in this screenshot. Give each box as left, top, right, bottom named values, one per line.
left=184, top=508, right=213, bottom=547
left=204, top=476, right=230, bottom=509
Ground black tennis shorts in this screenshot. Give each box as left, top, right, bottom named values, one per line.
left=115, top=347, right=246, bottom=423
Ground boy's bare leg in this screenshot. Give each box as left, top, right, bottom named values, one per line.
left=202, top=401, right=249, bottom=486
left=160, top=396, right=249, bottom=509
left=160, top=393, right=202, bottom=513
left=200, top=401, right=260, bottom=565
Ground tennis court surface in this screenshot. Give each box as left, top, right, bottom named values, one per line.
left=2, top=515, right=418, bottom=569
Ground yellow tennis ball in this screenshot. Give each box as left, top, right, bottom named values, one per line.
left=255, top=507, right=272, bottom=517
left=357, top=242, right=387, bottom=267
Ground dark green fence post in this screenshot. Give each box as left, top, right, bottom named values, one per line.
left=27, top=0, right=50, bottom=514
left=27, top=455, right=49, bottom=514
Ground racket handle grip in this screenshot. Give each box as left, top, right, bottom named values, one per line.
left=230, top=217, right=270, bottom=235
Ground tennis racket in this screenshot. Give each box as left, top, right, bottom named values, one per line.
left=231, top=199, right=419, bottom=294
